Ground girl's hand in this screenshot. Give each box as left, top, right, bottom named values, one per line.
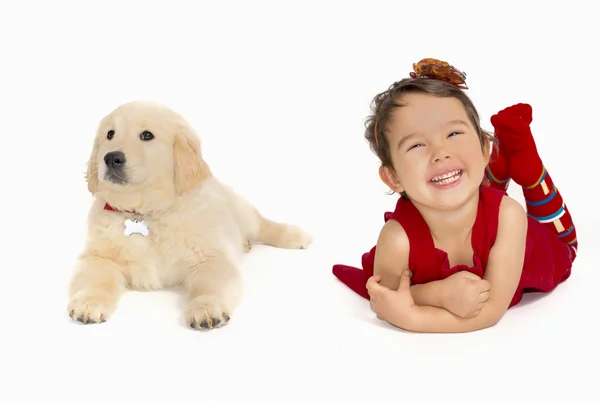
left=442, top=271, right=491, bottom=318
left=366, top=271, right=417, bottom=328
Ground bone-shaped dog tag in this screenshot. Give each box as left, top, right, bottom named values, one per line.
left=124, top=219, right=149, bottom=237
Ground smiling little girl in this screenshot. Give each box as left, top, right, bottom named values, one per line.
left=332, top=58, right=578, bottom=333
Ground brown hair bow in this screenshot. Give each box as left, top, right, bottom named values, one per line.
left=409, top=58, right=468, bottom=89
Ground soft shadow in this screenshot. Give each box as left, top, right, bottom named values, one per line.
left=349, top=301, right=424, bottom=335
left=170, top=287, right=191, bottom=328
left=510, top=290, right=551, bottom=309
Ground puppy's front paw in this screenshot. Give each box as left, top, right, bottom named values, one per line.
left=279, top=224, right=313, bottom=249
left=68, top=289, right=118, bottom=324
left=186, top=295, right=231, bottom=331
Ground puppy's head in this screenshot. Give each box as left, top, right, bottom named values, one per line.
left=86, top=101, right=211, bottom=208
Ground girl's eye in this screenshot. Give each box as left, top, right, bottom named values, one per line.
left=408, top=143, right=424, bottom=151
left=448, top=131, right=462, bottom=138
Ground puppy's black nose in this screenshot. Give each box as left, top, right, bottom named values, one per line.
left=104, top=151, right=126, bottom=168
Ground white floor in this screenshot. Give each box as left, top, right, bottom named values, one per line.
left=2, top=1, right=598, bottom=400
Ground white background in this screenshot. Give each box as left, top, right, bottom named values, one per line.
left=1, top=0, right=598, bottom=400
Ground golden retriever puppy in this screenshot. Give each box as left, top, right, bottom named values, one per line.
left=67, top=100, right=312, bottom=330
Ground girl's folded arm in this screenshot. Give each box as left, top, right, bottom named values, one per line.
left=373, top=219, right=446, bottom=309
left=405, top=196, right=528, bottom=333
left=372, top=219, right=410, bottom=291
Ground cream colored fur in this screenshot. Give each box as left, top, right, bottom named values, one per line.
left=67, top=100, right=312, bottom=330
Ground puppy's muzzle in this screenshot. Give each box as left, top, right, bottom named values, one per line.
left=104, top=151, right=127, bottom=184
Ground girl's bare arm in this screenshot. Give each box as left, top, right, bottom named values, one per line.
left=401, top=196, right=528, bottom=333
left=373, top=219, right=447, bottom=309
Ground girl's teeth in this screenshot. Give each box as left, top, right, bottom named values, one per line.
left=431, top=170, right=462, bottom=184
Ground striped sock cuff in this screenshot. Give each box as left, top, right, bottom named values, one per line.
left=527, top=202, right=566, bottom=223
left=485, top=165, right=510, bottom=184
left=524, top=166, right=547, bottom=190
left=566, top=243, right=578, bottom=260
left=558, top=225, right=575, bottom=239
left=525, top=185, right=557, bottom=206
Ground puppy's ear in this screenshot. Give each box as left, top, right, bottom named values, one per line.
left=85, top=138, right=99, bottom=194
left=173, top=122, right=211, bottom=195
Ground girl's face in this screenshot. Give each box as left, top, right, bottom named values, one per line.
left=380, top=92, right=489, bottom=211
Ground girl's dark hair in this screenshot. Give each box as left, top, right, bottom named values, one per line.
left=364, top=77, right=496, bottom=197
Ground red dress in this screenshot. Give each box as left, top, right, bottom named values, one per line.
left=332, top=185, right=573, bottom=307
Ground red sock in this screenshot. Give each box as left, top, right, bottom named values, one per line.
left=490, top=103, right=578, bottom=261
left=490, top=103, right=542, bottom=187
left=485, top=141, right=510, bottom=191
left=522, top=168, right=578, bottom=260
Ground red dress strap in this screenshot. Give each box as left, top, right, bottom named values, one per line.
left=471, top=185, right=506, bottom=268
left=390, top=197, right=440, bottom=273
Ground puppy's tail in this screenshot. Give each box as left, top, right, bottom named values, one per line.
left=256, top=215, right=312, bottom=250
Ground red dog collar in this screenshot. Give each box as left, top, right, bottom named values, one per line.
left=104, top=203, right=135, bottom=213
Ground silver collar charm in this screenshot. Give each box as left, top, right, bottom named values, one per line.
left=124, top=218, right=149, bottom=237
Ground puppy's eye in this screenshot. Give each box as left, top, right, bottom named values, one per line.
left=107, top=130, right=115, bottom=140
left=140, top=130, right=154, bottom=141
